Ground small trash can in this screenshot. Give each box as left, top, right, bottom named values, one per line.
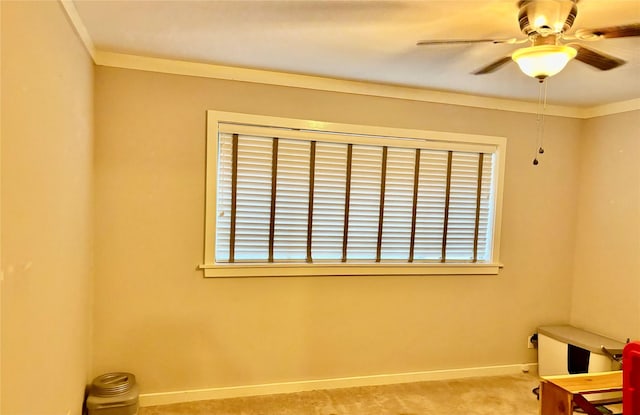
left=86, top=372, right=139, bottom=415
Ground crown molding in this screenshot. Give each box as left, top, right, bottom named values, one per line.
left=579, top=98, right=640, bottom=119
left=61, top=1, right=638, bottom=120
left=95, top=51, right=586, bottom=118
left=59, top=0, right=96, bottom=61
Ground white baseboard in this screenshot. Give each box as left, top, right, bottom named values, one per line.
left=139, top=362, right=538, bottom=407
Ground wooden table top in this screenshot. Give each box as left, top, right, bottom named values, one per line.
left=541, top=371, right=622, bottom=394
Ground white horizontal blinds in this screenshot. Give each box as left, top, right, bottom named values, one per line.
left=345, top=145, right=383, bottom=260
left=445, top=151, right=483, bottom=261
left=267, top=138, right=278, bottom=262
left=215, top=134, right=233, bottom=262
left=375, top=147, right=388, bottom=262
left=273, top=139, right=311, bottom=261
left=380, top=147, right=416, bottom=260
left=408, top=149, right=421, bottom=262
left=341, top=144, right=353, bottom=262
left=472, top=153, right=485, bottom=262
left=214, top=127, right=495, bottom=264
left=230, top=134, right=240, bottom=262
left=311, top=142, right=348, bottom=260
left=234, top=135, right=273, bottom=261
left=413, top=150, right=448, bottom=260
left=476, top=153, right=494, bottom=261
left=306, top=142, right=316, bottom=263
left=441, top=151, right=454, bottom=262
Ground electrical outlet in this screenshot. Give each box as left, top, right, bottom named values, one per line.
left=527, top=335, right=537, bottom=349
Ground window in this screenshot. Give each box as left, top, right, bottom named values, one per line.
left=201, top=111, right=505, bottom=277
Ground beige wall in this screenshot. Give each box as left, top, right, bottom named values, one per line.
left=93, top=66, right=582, bottom=393
left=1, top=0, right=636, bottom=406
left=570, top=110, right=640, bottom=342
left=1, top=1, right=94, bottom=414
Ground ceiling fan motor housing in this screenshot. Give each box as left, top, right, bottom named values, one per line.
left=518, top=0, right=578, bottom=36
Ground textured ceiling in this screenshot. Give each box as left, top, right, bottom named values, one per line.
left=73, top=0, right=640, bottom=107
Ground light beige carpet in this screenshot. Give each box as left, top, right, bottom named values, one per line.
left=139, top=373, right=540, bottom=415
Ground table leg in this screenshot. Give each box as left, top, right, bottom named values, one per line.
left=540, top=380, right=573, bottom=415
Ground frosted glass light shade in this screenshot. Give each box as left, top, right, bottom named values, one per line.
left=512, top=45, right=577, bottom=79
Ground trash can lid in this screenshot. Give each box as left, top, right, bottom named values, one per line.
left=91, top=372, right=136, bottom=397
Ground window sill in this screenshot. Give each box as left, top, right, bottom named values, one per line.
left=198, top=262, right=502, bottom=278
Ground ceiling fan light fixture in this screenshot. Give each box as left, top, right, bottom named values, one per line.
left=512, top=44, right=577, bottom=79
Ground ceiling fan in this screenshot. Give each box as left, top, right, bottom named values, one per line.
left=417, top=0, right=640, bottom=80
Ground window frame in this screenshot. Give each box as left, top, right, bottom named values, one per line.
left=201, top=111, right=506, bottom=277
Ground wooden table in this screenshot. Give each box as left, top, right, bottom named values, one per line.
left=540, top=371, right=623, bottom=415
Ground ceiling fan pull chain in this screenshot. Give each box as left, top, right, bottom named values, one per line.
left=533, top=79, right=548, bottom=166
left=539, top=79, right=548, bottom=155
left=533, top=80, right=543, bottom=165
